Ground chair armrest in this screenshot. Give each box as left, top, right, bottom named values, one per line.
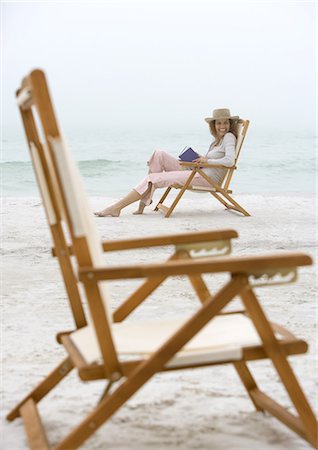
left=102, top=229, right=238, bottom=251
left=179, top=161, right=235, bottom=169
left=78, top=253, right=312, bottom=281
left=52, top=229, right=238, bottom=255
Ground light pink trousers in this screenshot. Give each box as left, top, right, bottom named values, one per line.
left=133, top=150, right=211, bottom=205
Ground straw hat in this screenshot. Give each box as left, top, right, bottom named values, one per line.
left=205, top=108, right=239, bottom=123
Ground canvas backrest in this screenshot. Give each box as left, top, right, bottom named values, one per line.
left=49, top=135, right=114, bottom=324
left=18, top=70, right=112, bottom=324
left=234, top=119, right=249, bottom=160
left=235, top=121, right=244, bottom=157
left=16, top=70, right=120, bottom=377
left=16, top=93, right=66, bottom=227
left=16, top=77, right=88, bottom=329
left=29, top=141, right=69, bottom=227
left=222, top=119, right=249, bottom=190
left=29, top=142, right=57, bottom=226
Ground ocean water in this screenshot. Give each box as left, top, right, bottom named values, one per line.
left=1, top=129, right=316, bottom=197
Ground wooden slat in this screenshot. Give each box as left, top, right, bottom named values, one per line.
left=60, top=335, right=87, bottom=371
left=20, top=399, right=50, bottom=450
left=250, top=389, right=308, bottom=442
left=271, top=322, right=298, bottom=340
left=78, top=364, right=107, bottom=381
left=16, top=87, right=32, bottom=108
left=50, top=225, right=87, bottom=329
left=188, top=274, right=213, bottom=304
left=241, top=287, right=318, bottom=446
left=56, top=330, right=73, bottom=344
left=233, top=361, right=263, bottom=411
left=112, top=275, right=169, bottom=321
left=242, top=339, right=308, bottom=360
left=103, top=229, right=238, bottom=251
left=210, top=191, right=231, bottom=208
left=225, top=204, right=241, bottom=212
left=154, top=186, right=171, bottom=211
left=7, top=357, right=73, bottom=421
left=79, top=253, right=312, bottom=281
left=52, top=229, right=238, bottom=254
left=113, top=253, right=181, bottom=322
left=179, top=161, right=233, bottom=169
left=190, top=186, right=216, bottom=192
left=156, top=204, right=170, bottom=215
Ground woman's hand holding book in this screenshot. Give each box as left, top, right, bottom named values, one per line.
left=193, top=156, right=208, bottom=164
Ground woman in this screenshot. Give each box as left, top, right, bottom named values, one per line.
left=94, top=108, right=239, bottom=217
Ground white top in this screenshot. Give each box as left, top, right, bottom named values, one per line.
left=203, top=132, right=236, bottom=184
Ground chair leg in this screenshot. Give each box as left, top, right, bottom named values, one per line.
left=188, top=275, right=213, bottom=304
left=212, top=191, right=250, bottom=216
left=54, top=371, right=145, bottom=449
left=164, top=187, right=186, bottom=217
left=241, top=288, right=318, bottom=447
left=55, top=277, right=243, bottom=449
left=154, top=186, right=172, bottom=211
left=198, top=169, right=250, bottom=217
left=210, top=191, right=230, bottom=208
left=7, top=357, right=73, bottom=421
left=249, top=389, right=316, bottom=445
left=163, top=170, right=197, bottom=218
left=20, top=398, right=50, bottom=450
left=233, top=361, right=264, bottom=412
left=113, top=254, right=181, bottom=322
left=114, top=255, right=214, bottom=319
left=113, top=275, right=169, bottom=321
left=52, top=224, right=87, bottom=329
left=98, top=380, right=114, bottom=404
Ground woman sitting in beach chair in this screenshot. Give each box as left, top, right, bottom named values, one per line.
left=95, top=108, right=240, bottom=217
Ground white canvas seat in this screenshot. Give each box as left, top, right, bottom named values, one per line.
left=70, top=313, right=274, bottom=368
left=191, top=185, right=218, bottom=191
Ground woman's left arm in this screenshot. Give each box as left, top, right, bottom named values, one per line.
left=206, top=133, right=236, bottom=167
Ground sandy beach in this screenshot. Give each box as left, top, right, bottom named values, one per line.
left=1, top=192, right=317, bottom=450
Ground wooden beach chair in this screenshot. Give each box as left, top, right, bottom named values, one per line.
left=14, top=69, right=238, bottom=331
left=7, top=71, right=317, bottom=449
left=155, top=119, right=250, bottom=217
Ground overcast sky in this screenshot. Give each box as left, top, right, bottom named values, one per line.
left=1, top=0, right=317, bottom=134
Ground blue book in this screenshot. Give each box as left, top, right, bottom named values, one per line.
left=179, top=146, right=200, bottom=162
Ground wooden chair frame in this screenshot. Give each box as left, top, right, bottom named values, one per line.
left=14, top=69, right=239, bottom=331
left=7, top=70, right=317, bottom=449
left=155, top=120, right=250, bottom=217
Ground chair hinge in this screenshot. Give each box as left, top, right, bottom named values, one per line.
left=175, top=239, right=232, bottom=257
left=249, top=267, right=298, bottom=287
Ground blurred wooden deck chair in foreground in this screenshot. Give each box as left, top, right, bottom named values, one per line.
left=7, top=70, right=317, bottom=449
left=14, top=69, right=239, bottom=332
left=155, top=119, right=250, bottom=217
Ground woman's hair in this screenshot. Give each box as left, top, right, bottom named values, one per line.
left=209, top=119, right=240, bottom=141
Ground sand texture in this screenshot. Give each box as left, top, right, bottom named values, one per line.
left=1, top=193, right=317, bottom=449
